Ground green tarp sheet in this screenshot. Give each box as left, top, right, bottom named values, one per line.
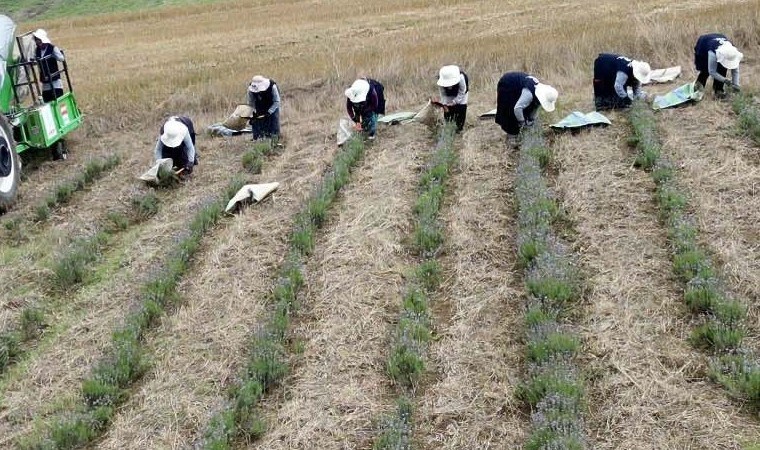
left=652, top=83, right=704, bottom=110
left=550, top=111, right=611, bottom=129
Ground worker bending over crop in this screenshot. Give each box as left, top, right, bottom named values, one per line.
left=495, top=72, right=558, bottom=148
left=435, top=65, right=469, bottom=133
left=593, top=53, right=651, bottom=110
left=345, top=78, right=385, bottom=140
left=154, top=116, right=198, bottom=175
left=247, top=75, right=281, bottom=142
left=694, top=33, right=742, bottom=98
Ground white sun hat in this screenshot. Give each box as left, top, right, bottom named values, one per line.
left=32, top=29, right=51, bottom=44
left=345, top=79, right=370, bottom=103
left=160, top=119, right=188, bottom=148
left=437, top=65, right=461, bottom=87
left=248, top=75, right=271, bottom=93
left=631, top=60, right=652, bottom=84
left=534, top=83, right=558, bottom=112
left=716, top=42, right=743, bottom=70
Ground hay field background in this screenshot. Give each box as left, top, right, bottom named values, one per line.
left=0, top=0, right=759, bottom=449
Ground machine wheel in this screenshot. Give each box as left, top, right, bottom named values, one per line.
left=52, top=140, right=68, bottom=161
left=0, top=115, right=20, bottom=213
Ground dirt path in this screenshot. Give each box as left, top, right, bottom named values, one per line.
left=657, top=100, right=760, bottom=350
left=553, top=122, right=759, bottom=449
left=414, top=124, right=526, bottom=448
left=249, top=125, right=426, bottom=449
left=95, top=114, right=340, bottom=449
left=0, top=120, right=260, bottom=445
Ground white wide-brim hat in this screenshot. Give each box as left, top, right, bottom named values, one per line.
left=32, top=29, right=51, bottom=44
left=249, top=75, right=271, bottom=93
left=534, top=83, right=558, bottom=112
left=716, top=42, right=743, bottom=70
left=631, top=60, right=651, bottom=84
left=345, top=79, right=370, bottom=103
left=437, top=65, right=461, bottom=87
left=160, top=120, right=189, bottom=148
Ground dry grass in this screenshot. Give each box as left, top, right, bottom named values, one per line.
left=251, top=125, right=425, bottom=449
left=656, top=98, right=760, bottom=351
left=553, top=122, right=760, bottom=449
left=415, top=123, right=527, bottom=448
left=95, top=114, right=337, bottom=449
left=0, top=0, right=757, bottom=447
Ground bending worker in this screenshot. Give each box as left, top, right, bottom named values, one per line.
left=247, top=75, right=281, bottom=141
left=345, top=77, right=385, bottom=140
left=32, top=29, right=65, bottom=102
left=436, top=65, right=469, bottom=133
left=495, top=72, right=558, bottom=148
left=593, top=53, right=651, bottom=110
left=694, top=33, right=742, bottom=97
left=154, top=116, right=197, bottom=175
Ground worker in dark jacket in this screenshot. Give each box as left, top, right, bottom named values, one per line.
left=694, top=33, right=742, bottom=97
left=593, top=53, right=651, bottom=110
left=345, top=78, right=385, bottom=140
left=153, top=116, right=198, bottom=174
left=495, top=72, right=558, bottom=148
left=32, top=29, right=65, bottom=102
left=247, top=75, right=281, bottom=141
left=436, top=65, right=469, bottom=133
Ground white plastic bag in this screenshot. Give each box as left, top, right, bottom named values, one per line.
left=337, top=118, right=354, bottom=146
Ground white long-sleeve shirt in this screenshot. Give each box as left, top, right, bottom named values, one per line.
left=614, top=71, right=642, bottom=99
left=707, top=51, right=740, bottom=85
left=514, top=88, right=537, bottom=123
left=439, top=75, right=468, bottom=105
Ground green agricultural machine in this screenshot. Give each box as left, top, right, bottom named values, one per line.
left=0, top=14, right=83, bottom=211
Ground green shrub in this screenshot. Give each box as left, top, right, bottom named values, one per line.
left=527, top=333, right=579, bottom=363
left=673, top=249, right=713, bottom=282
left=374, top=398, right=413, bottom=450
left=20, top=307, right=46, bottom=340
left=131, top=192, right=159, bottom=220
left=387, top=344, right=425, bottom=387
left=106, top=211, right=130, bottom=232
left=414, top=260, right=442, bottom=291
left=526, top=277, right=576, bottom=306
left=691, top=322, right=743, bottom=351
left=242, top=148, right=263, bottom=174
left=656, top=183, right=687, bottom=214
left=516, top=371, right=584, bottom=408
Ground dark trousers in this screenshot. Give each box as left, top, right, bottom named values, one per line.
left=594, top=95, right=631, bottom=111
left=251, top=110, right=280, bottom=140
left=696, top=65, right=727, bottom=93
left=42, top=88, right=63, bottom=102
left=444, top=104, right=467, bottom=132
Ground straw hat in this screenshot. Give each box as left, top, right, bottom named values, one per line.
left=248, top=75, right=271, bottom=93
left=437, top=65, right=461, bottom=87
left=345, top=79, right=370, bottom=103
left=631, top=60, right=651, bottom=84
left=534, top=83, right=558, bottom=112
left=160, top=120, right=188, bottom=148
left=716, top=42, right=743, bottom=70
left=32, top=29, right=51, bottom=44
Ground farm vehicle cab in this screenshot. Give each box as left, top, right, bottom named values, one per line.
left=0, top=15, right=83, bottom=212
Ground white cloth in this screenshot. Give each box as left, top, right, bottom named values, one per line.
left=139, top=158, right=174, bottom=183
left=225, top=182, right=279, bottom=212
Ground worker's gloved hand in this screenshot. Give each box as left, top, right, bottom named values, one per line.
left=183, top=164, right=194, bottom=175
left=730, top=82, right=741, bottom=92
left=354, top=121, right=363, bottom=131
left=524, top=119, right=535, bottom=127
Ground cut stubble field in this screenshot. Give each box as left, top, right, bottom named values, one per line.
left=1, top=0, right=759, bottom=449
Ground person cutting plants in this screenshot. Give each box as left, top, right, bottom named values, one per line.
left=694, top=33, right=743, bottom=98
left=345, top=77, right=385, bottom=140
left=247, top=75, right=281, bottom=141
left=495, top=72, right=558, bottom=148
left=435, top=65, right=469, bottom=133
left=593, top=53, right=651, bottom=110
left=153, top=116, right=197, bottom=175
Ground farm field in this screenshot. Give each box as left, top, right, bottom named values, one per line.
left=1, top=0, right=759, bottom=449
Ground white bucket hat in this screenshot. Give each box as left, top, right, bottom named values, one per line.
left=32, top=29, right=51, bottom=44
left=631, top=60, right=651, bottom=84
left=248, top=75, right=271, bottom=93
left=345, top=79, right=370, bottom=103
left=437, top=65, right=461, bottom=87
left=160, top=119, right=188, bottom=148
left=534, top=83, right=558, bottom=112
left=715, top=42, right=743, bottom=70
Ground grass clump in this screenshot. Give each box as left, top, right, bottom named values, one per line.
left=517, top=125, right=586, bottom=448
left=131, top=191, right=159, bottom=220
left=33, top=155, right=121, bottom=222
left=202, top=136, right=367, bottom=449
left=27, top=177, right=245, bottom=449
left=374, top=398, right=413, bottom=450
left=732, top=93, right=760, bottom=146
left=630, top=98, right=756, bottom=402
left=241, top=141, right=274, bottom=174
left=51, top=231, right=109, bottom=290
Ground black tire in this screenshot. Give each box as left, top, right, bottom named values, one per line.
left=52, top=140, right=68, bottom=161
left=0, top=115, right=20, bottom=213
